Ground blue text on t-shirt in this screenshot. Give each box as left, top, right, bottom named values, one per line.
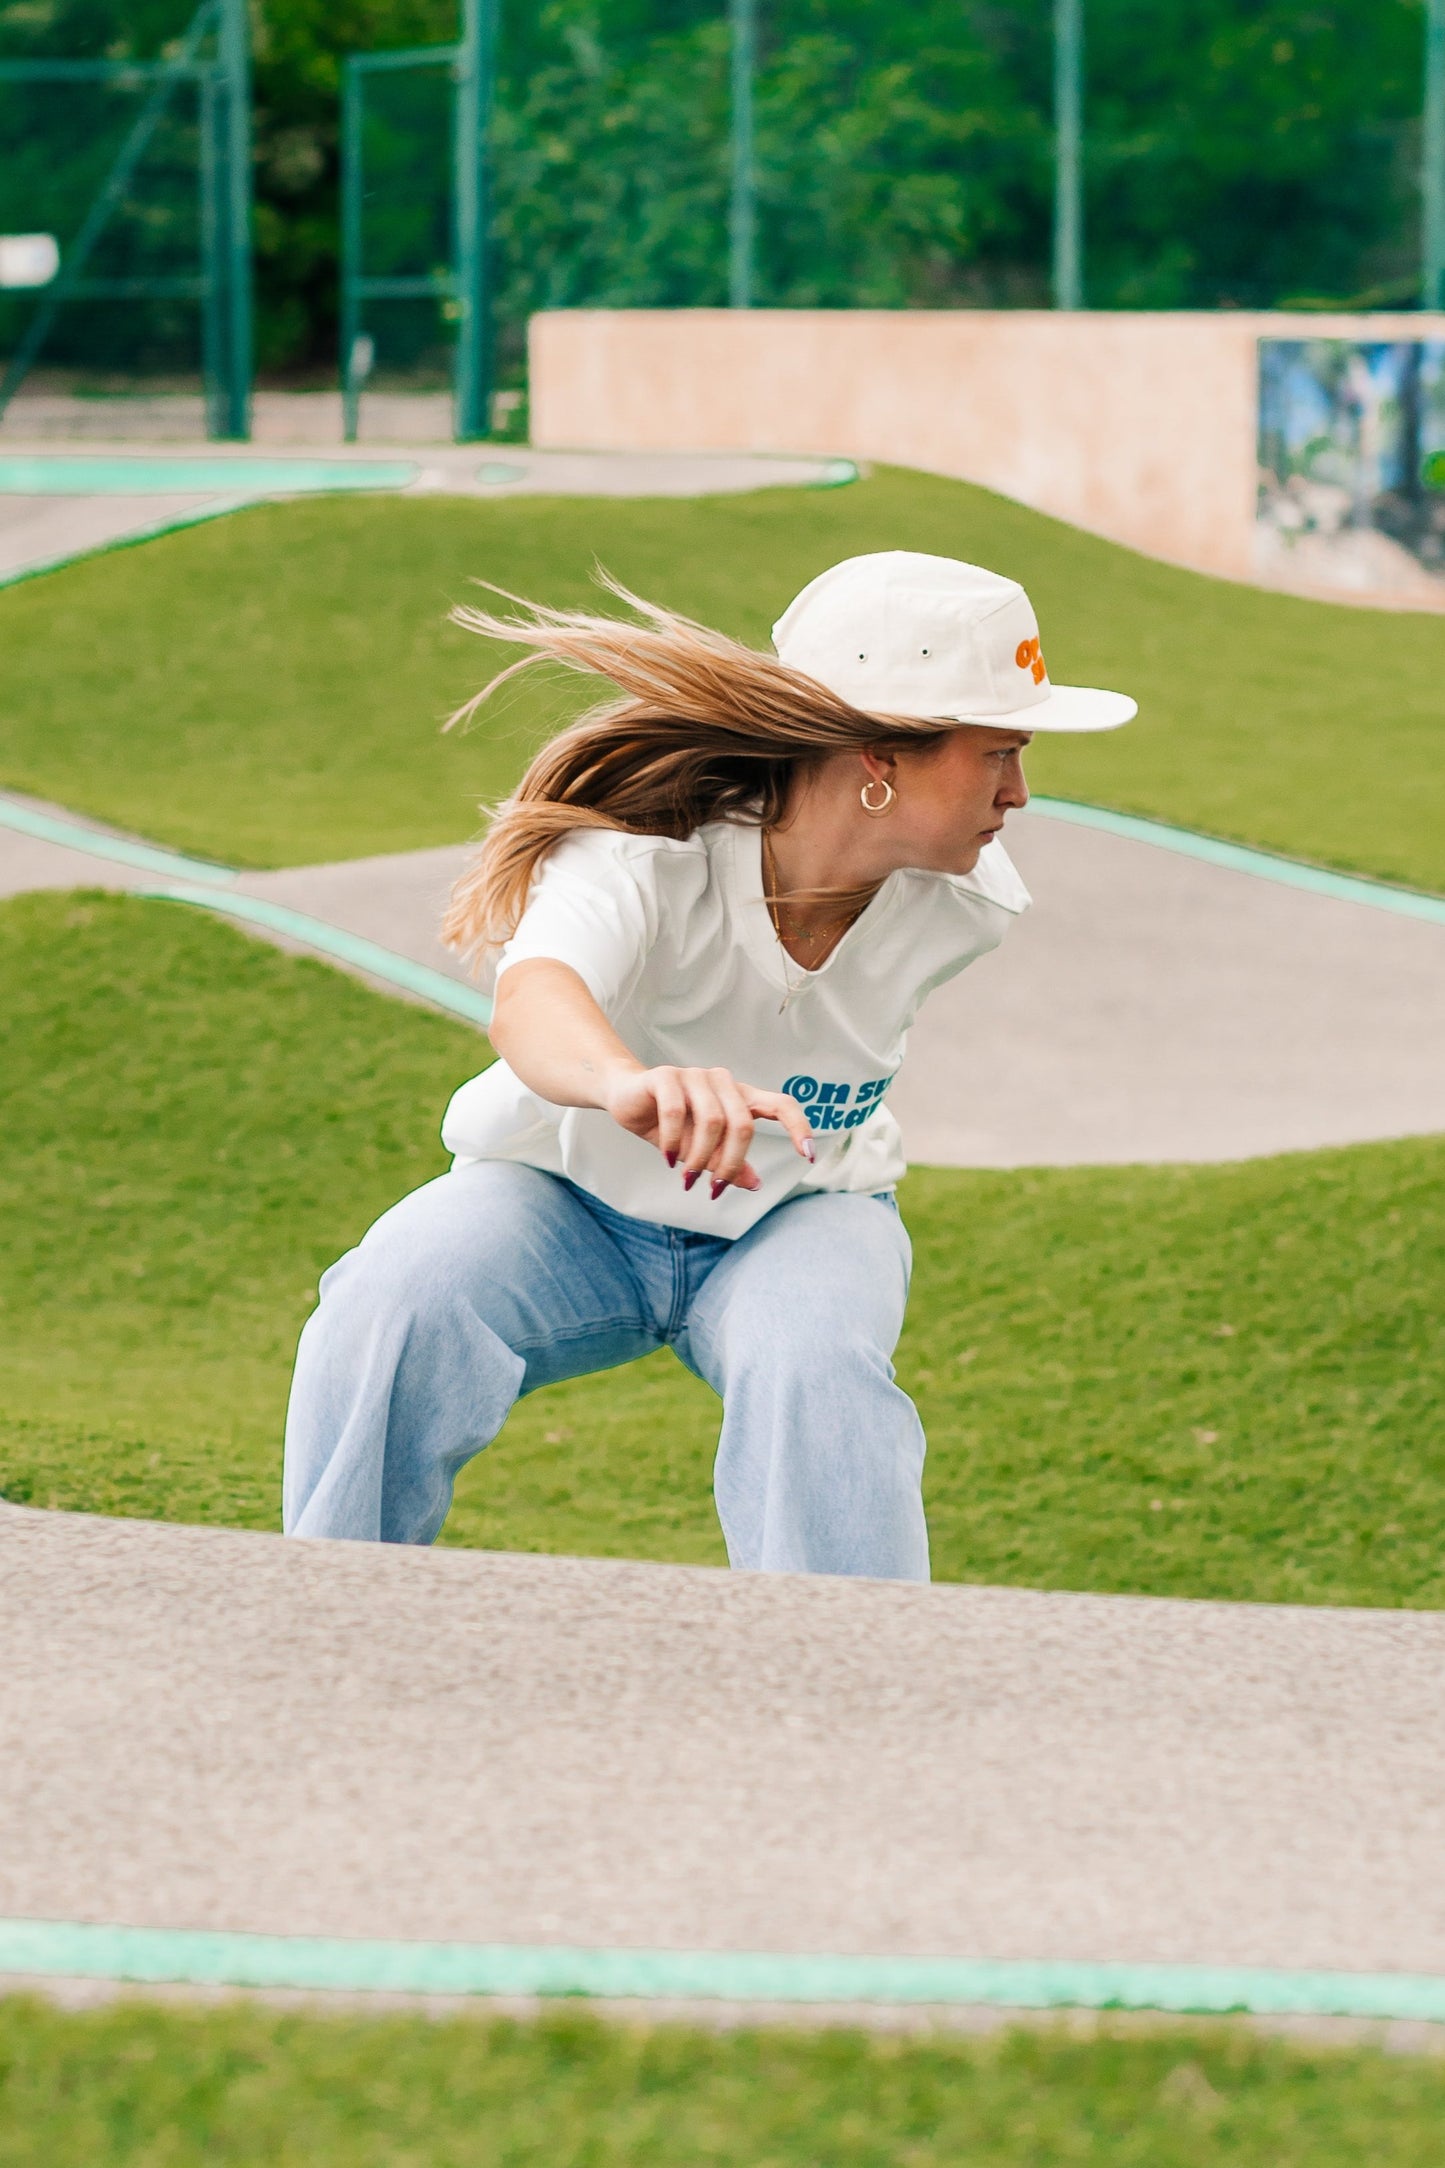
left=781, top=1073, right=893, bottom=1132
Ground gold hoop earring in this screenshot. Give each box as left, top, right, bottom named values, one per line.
left=860, top=776, right=896, bottom=817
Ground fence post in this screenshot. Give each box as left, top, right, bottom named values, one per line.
left=729, top=0, right=756, bottom=309
left=1053, top=0, right=1083, bottom=310
left=454, top=0, right=499, bottom=441
left=1426, top=0, right=1445, bottom=309
left=218, top=0, right=252, bottom=438
left=340, top=59, right=363, bottom=442
left=200, top=66, right=224, bottom=437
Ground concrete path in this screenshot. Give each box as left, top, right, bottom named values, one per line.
left=5, top=789, right=1442, bottom=1166
left=0, top=790, right=481, bottom=1018
left=4, top=1504, right=1445, bottom=1998
left=0, top=490, right=226, bottom=584
left=0, top=442, right=852, bottom=586
left=893, top=809, right=1445, bottom=1165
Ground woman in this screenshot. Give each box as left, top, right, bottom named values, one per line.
left=283, top=550, right=1135, bottom=1578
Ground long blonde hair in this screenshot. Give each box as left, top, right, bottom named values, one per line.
left=441, top=574, right=948, bottom=970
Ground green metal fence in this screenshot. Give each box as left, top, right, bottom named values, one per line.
left=1427, top=0, right=1445, bottom=309
left=0, top=0, right=251, bottom=439
left=340, top=0, right=497, bottom=444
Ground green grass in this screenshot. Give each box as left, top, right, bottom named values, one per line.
left=4, top=1998, right=1445, bottom=2168
left=3, top=888, right=1442, bottom=1609
left=0, top=468, right=1442, bottom=890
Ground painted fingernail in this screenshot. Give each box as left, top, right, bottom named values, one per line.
left=665, top=1150, right=679, bottom=1167
left=709, top=1178, right=727, bottom=1201
left=683, top=1169, right=700, bottom=1192
left=802, top=1139, right=816, bottom=1163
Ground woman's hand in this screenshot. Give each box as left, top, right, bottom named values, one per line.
left=601, top=1064, right=815, bottom=1196
left=489, top=962, right=814, bottom=1196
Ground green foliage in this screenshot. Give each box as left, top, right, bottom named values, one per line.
left=1082, top=0, right=1423, bottom=310
left=4, top=1995, right=1445, bottom=2167
left=0, top=0, right=1429, bottom=377
left=2, top=470, right=1443, bottom=893
left=490, top=1, right=1050, bottom=347
left=3, top=891, right=1442, bottom=1610
left=0, top=22, right=217, bottom=378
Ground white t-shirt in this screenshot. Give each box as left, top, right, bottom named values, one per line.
left=442, top=819, right=1030, bottom=1236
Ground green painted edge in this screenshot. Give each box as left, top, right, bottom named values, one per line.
left=0, top=795, right=237, bottom=884
left=4, top=699, right=1440, bottom=940
left=0, top=452, right=852, bottom=594
left=0, top=456, right=419, bottom=496
left=0, top=494, right=257, bottom=591
left=139, top=883, right=493, bottom=1029
left=0, top=801, right=491, bottom=1023
left=0, top=457, right=418, bottom=592
left=1030, top=796, right=1445, bottom=926
left=3, top=1918, right=1445, bottom=2021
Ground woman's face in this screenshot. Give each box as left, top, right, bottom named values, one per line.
left=874, top=725, right=1032, bottom=876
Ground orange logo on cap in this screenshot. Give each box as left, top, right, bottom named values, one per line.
left=1015, top=636, right=1048, bottom=685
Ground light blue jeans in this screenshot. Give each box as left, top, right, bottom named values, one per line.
left=283, top=1161, right=928, bottom=1580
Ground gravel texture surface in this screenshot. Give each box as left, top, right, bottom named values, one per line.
left=4, top=1505, right=1444, bottom=1974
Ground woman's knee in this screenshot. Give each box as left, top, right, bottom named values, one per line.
left=703, top=1259, right=909, bottom=1389
left=743, top=1329, right=899, bottom=1400
left=726, top=1193, right=910, bottom=1331
left=313, top=1170, right=502, bottom=1320
left=318, top=1227, right=453, bottom=1328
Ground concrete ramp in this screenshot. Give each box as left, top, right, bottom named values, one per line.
left=892, top=807, right=1445, bottom=1165
left=4, top=1505, right=1445, bottom=2016
left=0, top=444, right=854, bottom=589
left=7, top=788, right=1442, bottom=1167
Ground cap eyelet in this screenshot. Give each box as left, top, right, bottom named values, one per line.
left=921, top=646, right=930, bottom=657
left=857, top=651, right=867, bottom=661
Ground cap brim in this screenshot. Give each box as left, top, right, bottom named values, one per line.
left=944, top=684, right=1138, bottom=734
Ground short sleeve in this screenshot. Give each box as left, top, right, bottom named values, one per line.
left=493, top=830, right=658, bottom=1013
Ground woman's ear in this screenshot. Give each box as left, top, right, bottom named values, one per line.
left=860, top=747, right=900, bottom=785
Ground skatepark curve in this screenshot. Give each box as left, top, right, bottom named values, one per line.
left=3, top=780, right=1442, bottom=1166
left=5, top=1503, right=1445, bottom=2028
left=3, top=456, right=1444, bottom=2030
left=4, top=781, right=1444, bottom=2025
left=0, top=443, right=858, bottom=589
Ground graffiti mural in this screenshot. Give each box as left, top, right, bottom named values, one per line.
left=1257, top=339, right=1445, bottom=598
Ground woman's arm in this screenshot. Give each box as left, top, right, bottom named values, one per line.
left=489, top=959, right=814, bottom=1196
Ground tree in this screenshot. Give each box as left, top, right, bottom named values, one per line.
left=0, top=0, right=1431, bottom=381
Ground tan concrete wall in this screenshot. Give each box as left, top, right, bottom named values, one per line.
left=529, top=308, right=1445, bottom=586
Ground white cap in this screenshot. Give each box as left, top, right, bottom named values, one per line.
left=772, top=550, right=1137, bottom=733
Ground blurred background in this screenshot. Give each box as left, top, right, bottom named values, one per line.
left=0, top=0, right=1439, bottom=417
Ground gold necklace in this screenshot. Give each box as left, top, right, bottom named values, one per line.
left=761, top=830, right=870, bottom=1013
left=761, top=832, right=865, bottom=951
